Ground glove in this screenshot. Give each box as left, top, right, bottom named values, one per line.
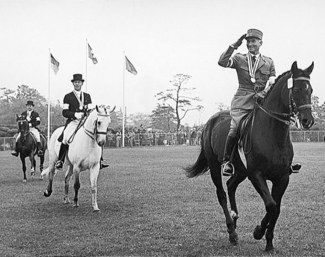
left=26, top=117, right=31, bottom=122
left=254, top=90, right=267, bottom=103
left=231, top=34, right=246, bottom=49
left=74, top=112, right=84, bottom=120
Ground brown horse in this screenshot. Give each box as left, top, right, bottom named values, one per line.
left=185, top=61, right=314, bottom=252
left=16, top=115, right=47, bottom=182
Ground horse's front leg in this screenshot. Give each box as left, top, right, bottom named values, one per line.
left=30, top=154, right=36, bottom=177
left=20, top=156, right=27, bottom=182
left=73, top=169, right=81, bottom=208
left=64, top=165, right=73, bottom=204
left=44, top=164, right=55, bottom=197
left=264, top=173, right=289, bottom=252
left=249, top=171, right=277, bottom=251
left=90, top=163, right=100, bottom=212
left=39, top=154, right=44, bottom=174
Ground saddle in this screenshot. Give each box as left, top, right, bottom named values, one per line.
left=237, top=110, right=255, bottom=154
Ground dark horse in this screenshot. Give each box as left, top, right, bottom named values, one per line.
left=16, top=115, right=47, bottom=182
left=185, top=61, right=314, bottom=252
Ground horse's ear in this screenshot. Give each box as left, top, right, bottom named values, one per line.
left=291, top=61, right=298, bottom=72
left=16, top=114, right=19, bottom=121
left=305, top=61, right=314, bottom=76
left=96, top=105, right=99, bottom=112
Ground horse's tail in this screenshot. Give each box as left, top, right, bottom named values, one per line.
left=184, top=147, right=209, bottom=178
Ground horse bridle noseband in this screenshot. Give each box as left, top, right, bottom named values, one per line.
left=84, top=113, right=110, bottom=140
left=257, top=76, right=311, bottom=126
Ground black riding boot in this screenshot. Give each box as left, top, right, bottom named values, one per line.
left=100, top=156, right=109, bottom=169
left=11, top=142, right=19, bottom=157
left=221, top=135, right=237, bottom=176
left=37, top=142, right=43, bottom=156
left=55, top=143, right=69, bottom=169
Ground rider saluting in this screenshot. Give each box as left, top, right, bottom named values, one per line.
left=218, top=29, right=276, bottom=176
left=55, top=73, right=109, bottom=169
left=11, top=100, right=44, bottom=157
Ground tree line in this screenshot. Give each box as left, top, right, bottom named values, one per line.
left=1, top=74, right=324, bottom=137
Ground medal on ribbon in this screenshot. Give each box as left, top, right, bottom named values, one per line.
left=248, top=54, right=260, bottom=84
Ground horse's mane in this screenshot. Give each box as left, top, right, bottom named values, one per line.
left=265, top=70, right=292, bottom=97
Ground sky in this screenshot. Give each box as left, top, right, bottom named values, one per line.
left=0, top=0, right=324, bottom=126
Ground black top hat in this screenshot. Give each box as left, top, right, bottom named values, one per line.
left=26, top=100, right=34, bottom=106
left=71, top=73, right=84, bottom=82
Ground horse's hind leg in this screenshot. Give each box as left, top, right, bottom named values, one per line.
left=226, top=168, right=247, bottom=229
left=89, top=164, right=100, bottom=212
left=64, top=165, right=73, bottom=204
left=209, top=160, right=238, bottom=245
left=30, top=155, right=36, bottom=177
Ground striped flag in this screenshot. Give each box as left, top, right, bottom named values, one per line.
left=88, top=43, right=98, bottom=64
left=125, top=56, right=137, bottom=75
left=50, top=54, right=59, bottom=74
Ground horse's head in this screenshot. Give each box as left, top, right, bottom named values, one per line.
left=290, top=61, right=314, bottom=129
left=16, top=114, right=30, bottom=136
left=86, top=105, right=114, bottom=146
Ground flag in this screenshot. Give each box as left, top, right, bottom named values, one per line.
left=88, top=43, right=98, bottom=64
left=50, top=54, right=59, bottom=74
left=125, top=56, right=137, bottom=75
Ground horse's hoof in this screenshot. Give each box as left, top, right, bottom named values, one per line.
left=73, top=203, right=79, bottom=208
left=23, top=179, right=27, bottom=183
left=253, top=225, right=265, bottom=240
left=63, top=197, right=70, bottom=204
left=93, top=208, right=100, bottom=213
left=265, top=244, right=274, bottom=252
left=31, top=172, right=35, bottom=177
left=44, top=190, right=52, bottom=197
left=229, top=231, right=238, bottom=245
left=39, top=176, right=43, bottom=180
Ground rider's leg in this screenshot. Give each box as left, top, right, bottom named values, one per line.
left=11, top=133, right=20, bottom=157
left=100, top=146, right=109, bottom=169
left=32, top=129, right=43, bottom=156
left=221, top=117, right=238, bottom=176
left=55, top=143, right=69, bottom=169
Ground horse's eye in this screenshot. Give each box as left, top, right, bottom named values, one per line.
left=97, top=121, right=101, bottom=126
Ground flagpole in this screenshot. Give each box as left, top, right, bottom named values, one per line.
left=85, top=39, right=88, bottom=93
left=122, top=52, right=125, bottom=148
left=47, top=49, right=51, bottom=147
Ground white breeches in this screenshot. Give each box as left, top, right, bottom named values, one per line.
left=16, top=127, right=41, bottom=142
left=62, top=120, right=79, bottom=144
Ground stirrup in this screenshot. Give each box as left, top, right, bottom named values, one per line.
left=55, top=160, right=63, bottom=169
left=291, top=163, right=301, bottom=174
left=222, top=161, right=235, bottom=176
left=11, top=151, right=19, bottom=157
left=100, top=161, right=109, bottom=169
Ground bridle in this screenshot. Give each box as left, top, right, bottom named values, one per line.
left=84, top=113, right=110, bottom=140
left=256, top=76, right=311, bottom=126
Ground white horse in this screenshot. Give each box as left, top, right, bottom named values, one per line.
left=42, top=105, right=113, bottom=212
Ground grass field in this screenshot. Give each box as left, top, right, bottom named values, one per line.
left=0, top=143, right=324, bottom=257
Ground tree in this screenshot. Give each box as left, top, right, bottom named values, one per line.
left=150, top=103, right=177, bottom=132
left=312, top=95, right=325, bottom=129
left=155, top=74, right=203, bottom=131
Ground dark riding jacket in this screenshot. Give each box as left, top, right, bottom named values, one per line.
left=62, top=91, right=92, bottom=123
left=218, top=46, right=276, bottom=111
left=21, top=111, right=41, bottom=128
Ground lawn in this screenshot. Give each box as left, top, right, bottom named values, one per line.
left=0, top=143, right=324, bottom=256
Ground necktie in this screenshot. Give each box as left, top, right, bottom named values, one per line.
left=252, top=56, right=256, bottom=66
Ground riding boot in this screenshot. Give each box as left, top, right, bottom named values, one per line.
left=221, top=135, right=237, bottom=176
left=37, top=142, right=43, bottom=156
left=100, top=155, right=109, bottom=169
left=55, top=143, right=69, bottom=169
left=11, top=142, right=19, bottom=157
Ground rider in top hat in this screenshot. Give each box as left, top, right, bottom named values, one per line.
left=11, top=100, right=44, bottom=156
left=218, top=28, right=276, bottom=176
left=55, top=73, right=109, bottom=169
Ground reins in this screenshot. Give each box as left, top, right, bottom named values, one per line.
left=255, top=76, right=311, bottom=126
